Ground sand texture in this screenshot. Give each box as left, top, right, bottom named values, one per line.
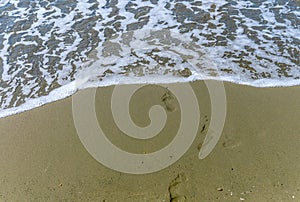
left=0, top=81, right=300, bottom=201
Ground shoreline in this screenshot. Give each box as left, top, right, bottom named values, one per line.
left=1, top=81, right=300, bottom=201
left=2, top=77, right=300, bottom=120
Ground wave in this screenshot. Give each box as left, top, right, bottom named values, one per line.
left=0, top=0, right=299, bottom=118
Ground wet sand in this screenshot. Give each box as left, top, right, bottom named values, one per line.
left=0, top=81, right=300, bottom=201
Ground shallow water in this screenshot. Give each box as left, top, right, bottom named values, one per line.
left=0, top=0, right=299, bottom=117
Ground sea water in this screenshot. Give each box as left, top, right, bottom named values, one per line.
left=0, top=0, right=299, bottom=117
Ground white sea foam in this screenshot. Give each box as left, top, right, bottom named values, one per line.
left=0, top=0, right=299, bottom=118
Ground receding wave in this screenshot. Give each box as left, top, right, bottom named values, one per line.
left=0, top=0, right=299, bottom=117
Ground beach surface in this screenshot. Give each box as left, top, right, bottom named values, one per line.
left=0, top=81, right=300, bottom=201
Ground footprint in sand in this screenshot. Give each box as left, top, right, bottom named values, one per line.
left=168, top=173, right=188, bottom=202
left=161, top=88, right=177, bottom=112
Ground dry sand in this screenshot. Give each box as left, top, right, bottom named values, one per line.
left=0, top=81, right=300, bottom=201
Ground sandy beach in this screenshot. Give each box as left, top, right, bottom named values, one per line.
left=0, top=81, right=300, bottom=201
